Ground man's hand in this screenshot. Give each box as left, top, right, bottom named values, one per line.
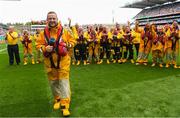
left=45, top=45, right=53, bottom=52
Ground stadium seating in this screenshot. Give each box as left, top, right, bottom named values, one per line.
left=135, top=1, right=180, bottom=26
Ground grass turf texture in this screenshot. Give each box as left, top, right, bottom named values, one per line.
left=0, top=43, right=180, bottom=117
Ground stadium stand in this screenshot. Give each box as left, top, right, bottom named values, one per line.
left=0, top=23, right=8, bottom=30
left=0, top=24, right=7, bottom=44
left=122, top=0, right=180, bottom=26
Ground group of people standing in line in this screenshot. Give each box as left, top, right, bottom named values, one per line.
left=69, top=20, right=180, bottom=68
left=5, top=26, right=42, bottom=65
left=4, top=20, right=180, bottom=68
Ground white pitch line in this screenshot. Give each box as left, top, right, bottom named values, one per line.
left=0, top=48, right=6, bottom=52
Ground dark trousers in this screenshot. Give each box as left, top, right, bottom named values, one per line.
left=126, top=44, right=133, bottom=59
left=7, top=44, right=20, bottom=65
left=79, top=44, right=87, bottom=61
left=113, top=46, right=121, bottom=60
left=134, top=43, right=140, bottom=58
left=76, top=43, right=87, bottom=61
left=74, top=45, right=79, bottom=61
left=100, top=43, right=111, bottom=60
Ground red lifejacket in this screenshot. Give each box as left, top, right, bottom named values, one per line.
left=44, top=25, right=67, bottom=69
left=44, top=25, right=67, bottom=56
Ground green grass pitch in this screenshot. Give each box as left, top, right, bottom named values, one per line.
left=0, top=43, right=180, bottom=117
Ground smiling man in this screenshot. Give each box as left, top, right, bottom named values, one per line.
left=5, top=26, right=21, bottom=65
left=36, top=11, right=76, bottom=116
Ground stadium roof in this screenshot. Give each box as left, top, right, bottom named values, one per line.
left=122, top=0, right=177, bottom=9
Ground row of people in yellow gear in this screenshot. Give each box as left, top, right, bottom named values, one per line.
left=69, top=20, right=180, bottom=68
left=70, top=23, right=136, bottom=66
left=18, top=29, right=43, bottom=65
left=136, top=20, right=180, bottom=68
left=5, top=27, right=38, bottom=66
left=6, top=28, right=43, bottom=66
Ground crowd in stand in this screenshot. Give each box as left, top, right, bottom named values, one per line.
left=137, top=2, right=180, bottom=18
left=0, top=27, right=5, bottom=44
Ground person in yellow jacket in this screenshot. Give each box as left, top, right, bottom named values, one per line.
left=95, top=25, right=103, bottom=64
left=111, top=27, right=120, bottom=63
left=5, top=26, right=21, bottom=65
left=120, top=25, right=127, bottom=63
left=171, top=21, right=179, bottom=68
left=71, top=23, right=86, bottom=66
left=136, top=28, right=146, bottom=65
left=21, top=30, right=35, bottom=65
left=36, top=11, right=76, bottom=116
left=75, top=27, right=88, bottom=65
left=99, top=26, right=111, bottom=64
left=107, top=28, right=113, bottom=64
left=34, top=29, right=42, bottom=63
left=164, top=21, right=179, bottom=68
left=131, top=20, right=143, bottom=60
left=164, top=24, right=172, bottom=68
left=136, top=23, right=156, bottom=65
left=69, top=22, right=79, bottom=65
left=151, top=27, right=165, bottom=67
left=123, top=26, right=134, bottom=64
left=84, top=26, right=99, bottom=64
